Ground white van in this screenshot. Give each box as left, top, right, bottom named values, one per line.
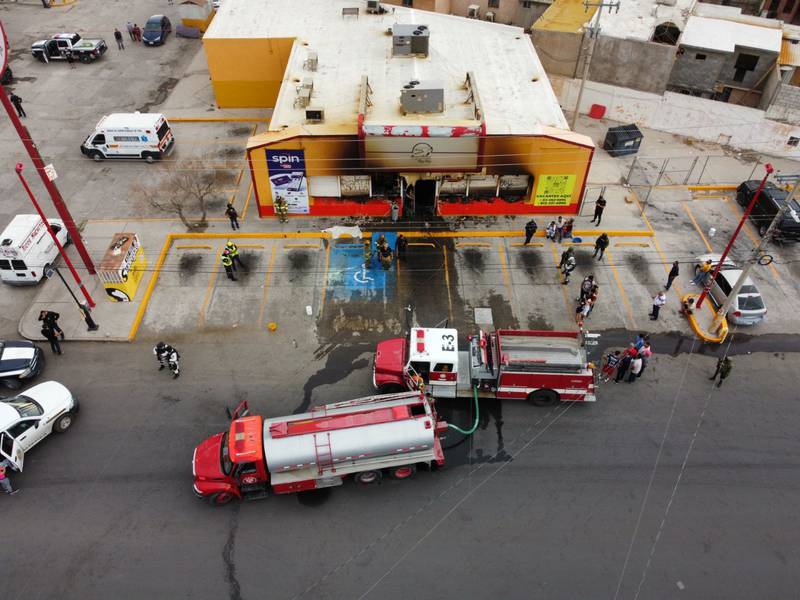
left=80, top=112, right=175, bottom=163
left=0, top=215, right=68, bottom=284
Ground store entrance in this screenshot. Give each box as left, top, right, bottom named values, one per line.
left=414, top=180, right=437, bottom=218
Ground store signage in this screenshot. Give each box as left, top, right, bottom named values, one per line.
left=266, top=149, right=309, bottom=214
left=533, top=174, right=576, bottom=207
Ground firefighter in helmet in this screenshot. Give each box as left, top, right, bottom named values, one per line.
left=225, top=240, right=244, bottom=270
left=363, top=238, right=373, bottom=269
left=378, top=241, right=394, bottom=270
left=221, top=249, right=236, bottom=281
left=274, top=196, right=289, bottom=223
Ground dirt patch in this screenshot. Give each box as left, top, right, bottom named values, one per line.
left=624, top=253, right=652, bottom=286
left=228, top=126, right=252, bottom=137
left=526, top=313, right=552, bottom=330
left=487, top=292, right=519, bottom=329
left=178, top=253, right=203, bottom=280
left=136, top=77, right=180, bottom=112
left=516, top=251, right=544, bottom=280
left=287, top=250, right=310, bottom=271
left=218, top=146, right=243, bottom=159
left=462, top=248, right=484, bottom=273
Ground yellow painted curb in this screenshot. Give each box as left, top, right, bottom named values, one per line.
left=510, top=242, right=544, bottom=247
left=615, top=241, right=650, bottom=247
left=50, top=0, right=77, bottom=6
left=237, top=243, right=265, bottom=249
left=128, top=234, right=173, bottom=341
left=683, top=293, right=729, bottom=344
left=175, top=244, right=212, bottom=250
left=168, top=118, right=271, bottom=123
left=455, top=242, right=491, bottom=248
left=402, top=229, right=653, bottom=239
left=687, top=185, right=738, bottom=191
left=284, top=243, right=320, bottom=249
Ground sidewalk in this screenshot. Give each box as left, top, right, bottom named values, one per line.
left=683, top=292, right=729, bottom=344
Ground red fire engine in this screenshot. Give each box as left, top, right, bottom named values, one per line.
left=373, top=327, right=597, bottom=405
left=192, top=391, right=448, bottom=506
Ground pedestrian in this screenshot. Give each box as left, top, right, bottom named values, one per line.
left=554, top=216, right=564, bottom=243
left=225, top=241, right=245, bottom=270
left=546, top=221, right=557, bottom=242
left=709, top=357, right=732, bottom=388
left=587, top=285, right=599, bottom=315
left=664, top=260, right=680, bottom=290
left=378, top=242, right=394, bottom=270
left=575, top=300, right=586, bottom=326
left=363, top=239, right=373, bottom=268
left=9, top=93, right=26, bottom=118
left=600, top=350, right=621, bottom=382
left=638, top=341, right=653, bottom=378
left=593, top=233, right=609, bottom=260
left=561, top=254, right=576, bottom=284
left=391, top=201, right=399, bottom=222
left=0, top=460, right=19, bottom=496
left=126, top=21, right=135, bottom=40
left=154, top=342, right=180, bottom=379
left=395, top=234, right=408, bottom=260
left=649, top=291, right=667, bottom=320
left=114, top=28, right=125, bottom=50
left=627, top=356, right=643, bottom=382
left=558, top=246, right=574, bottom=269
left=523, top=219, right=538, bottom=245
left=225, top=203, right=240, bottom=230
left=581, top=298, right=592, bottom=321
left=65, top=50, right=75, bottom=68
left=38, top=310, right=64, bottom=339
left=40, top=324, right=61, bottom=355
left=633, top=334, right=646, bottom=351
left=692, top=259, right=713, bottom=285
left=591, top=194, right=607, bottom=225
left=615, top=352, right=633, bottom=383
left=274, top=196, right=289, bottom=222
left=133, top=24, right=142, bottom=42
left=579, top=275, right=594, bottom=302
left=221, top=251, right=236, bottom=281
left=562, top=218, right=574, bottom=240
left=680, top=297, right=695, bottom=317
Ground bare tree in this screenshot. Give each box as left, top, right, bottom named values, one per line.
left=133, top=160, right=225, bottom=230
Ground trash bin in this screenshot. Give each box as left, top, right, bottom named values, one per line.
left=602, top=124, right=643, bottom=157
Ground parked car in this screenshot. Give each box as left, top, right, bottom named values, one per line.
left=736, top=180, right=800, bottom=243
left=31, top=33, right=107, bottom=63
left=0, top=381, right=78, bottom=471
left=142, top=15, right=172, bottom=46
left=0, top=341, right=44, bottom=389
left=694, top=254, right=767, bottom=325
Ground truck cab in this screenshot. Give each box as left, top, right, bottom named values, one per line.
left=374, top=327, right=459, bottom=398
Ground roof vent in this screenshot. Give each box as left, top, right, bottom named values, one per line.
left=400, top=81, right=444, bottom=115
left=304, top=50, right=318, bottom=71
left=305, top=107, right=325, bottom=123
left=392, top=23, right=430, bottom=57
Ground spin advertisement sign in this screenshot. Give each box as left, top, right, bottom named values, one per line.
left=266, top=149, right=309, bottom=214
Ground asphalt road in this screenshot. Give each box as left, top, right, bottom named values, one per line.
left=2, top=330, right=799, bottom=600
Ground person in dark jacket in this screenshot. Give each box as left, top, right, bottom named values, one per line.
left=395, top=234, right=408, bottom=260
left=225, top=203, right=240, bottom=230
left=590, top=194, right=607, bottom=225
left=41, top=325, right=61, bottom=355
left=665, top=261, right=680, bottom=290
left=523, top=219, right=538, bottom=245
left=593, top=233, right=610, bottom=260
left=114, top=28, right=125, bottom=50
left=9, top=93, right=26, bottom=118
left=709, top=357, right=732, bottom=387
left=38, top=310, right=64, bottom=339
left=615, top=352, right=633, bottom=383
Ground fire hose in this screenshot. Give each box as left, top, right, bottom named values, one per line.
left=447, top=386, right=480, bottom=435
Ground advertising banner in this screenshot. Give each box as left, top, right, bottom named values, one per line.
left=266, top=149, right=309, bottom=214
left=533, top=174, right=576, bottom=207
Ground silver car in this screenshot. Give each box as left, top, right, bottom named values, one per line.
left=694, top=254, right=766, bottom=325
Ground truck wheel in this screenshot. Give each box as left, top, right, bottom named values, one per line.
left=378, top=383, right=404, bottom=394
left=89, top=151, right=104, bottom=162
left=389, top=465, right=417, bottom=480
left=208, top=491, right=236, bottom=506
left=53, top=412, right=74, bottom=433
left=528, top=389, right=559, bottom=407
left=354, top=470, right=382, bottom=485
left=142, top=152, right=157, bottom=164
left=79, top=54, right=92, bottom=64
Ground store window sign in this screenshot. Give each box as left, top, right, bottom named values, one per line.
left=266, top=149, right=310, bottom=214
left=534, top=174, right=576, bottom=206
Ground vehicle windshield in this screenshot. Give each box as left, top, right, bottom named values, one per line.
left=739, top=295, right=765, bottom=311
left=220, top=432, right=233, bottom=475
left=145, top=19, right=161, bottom=31
left=739, top=284, right=758, bottom=295
left=2, top=395, right=43, bottom=418
left=156, top=120, right=170, bottom=141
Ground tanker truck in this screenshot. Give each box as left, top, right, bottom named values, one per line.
left=192, top=391, right=447, bottom=506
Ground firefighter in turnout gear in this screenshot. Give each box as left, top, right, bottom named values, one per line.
left=363, top=239, right=373, bottom=268
left=154, top=342, right=181, bottom=379
left=378, top=242, right=394, bottom=270
left=225, top=241, right=244, bottom=270
left=221, top=250, right=237, bottom=281
left=274, top=196, right=289, bottom=223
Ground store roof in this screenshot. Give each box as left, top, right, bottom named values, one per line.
left=589, top=0, right=695, bottom=42
left=680, top=15, right=782, bottom=53
left=207, top=0, right=571, bottom=136
left=533, top=0, right=597, bottom=34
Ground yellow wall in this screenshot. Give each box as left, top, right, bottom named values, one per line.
left=203, top=38, right=295, bottom=108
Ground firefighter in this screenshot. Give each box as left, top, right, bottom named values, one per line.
left=411, top=373, right=426, bottom=394
left=154, top=342, right=180, bottom=379
left=225, top=240, right=245, bottom=270
left=274, top=196, right=289, bottom=223
left=221, top=250, right=237, bottom=281
left=363, top=239, right=373, bottom=268
left=379, top=242, right=394, bottom=270
left=376, top=233, right=387, bottom=250
left=561, top=254, right=576, bottom=284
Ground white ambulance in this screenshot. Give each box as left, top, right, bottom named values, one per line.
left=80, top=112, right=175, bottom=163
left=0, top=215, right=68, bottom=284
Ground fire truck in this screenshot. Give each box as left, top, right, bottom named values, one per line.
left=373, top=328, right=597, bottom=406
left=192, top=391, right=447, bottom=506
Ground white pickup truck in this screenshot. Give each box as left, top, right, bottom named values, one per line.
left=0, top=381, right=79, bottom=471
left=31, top=33, right=107, bottom=64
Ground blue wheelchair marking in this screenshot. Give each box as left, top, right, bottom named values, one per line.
left=327, top=232, right=397, bottom=301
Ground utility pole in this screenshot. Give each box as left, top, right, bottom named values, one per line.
left=570, top=0, right=620, bottom=131
left=711, top=177, right=799, bottom=333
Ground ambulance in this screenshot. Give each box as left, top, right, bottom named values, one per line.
left=0, top=215, right=68, bottom=284
left=80, top=112, right=175, bottom=163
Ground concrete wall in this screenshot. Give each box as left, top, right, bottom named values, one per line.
left=765, top=82, right=800, bottom=124
left=531, top=29, right=581, bottom=78
left=551, top=74, right=800, bottom=158
left=701, top=0, right=762, bottom=15
left=718, top=47, right=778, bottom=90
left=668, top=46, right=727, bottom=94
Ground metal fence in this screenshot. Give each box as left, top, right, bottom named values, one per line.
left=623, top=154, right=770, bottom=192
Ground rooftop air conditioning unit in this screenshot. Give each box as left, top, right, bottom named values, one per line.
left=400, top=80, right=444, bottom=114
left=305, top=107, right=325, bottom=123
left=485, top=11, right=495, bottom=22
left=392, top=23, right=430, bottom=57
left=467, top=4, right=480, bottom=18
left=304, top=50, right=318, bottom=71
left=366, top=0, right=383, bottom=13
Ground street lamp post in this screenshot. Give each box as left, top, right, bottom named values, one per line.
left=45, top=266, right=99, bottom=331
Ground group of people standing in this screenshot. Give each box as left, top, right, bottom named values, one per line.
left=600, top=333, right=653, bottom=384
left=364, top=233, right=408, bottom=270
left=221, top=240, right=245, bottom=281
left=575, top=275, right=600, bottom=328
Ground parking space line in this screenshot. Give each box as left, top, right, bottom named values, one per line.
left=175, top=244, right=212, bottom=250
left=455, top=242, right=491, bottom=248
left=237, top=243, right=265, bottom=249
left=409, top=242, right=436, bottom=247
left=604, top=249, right=637, bottom=330
left=563, top=241, right=594, bottom=246
left=197, top=244, right=224, bottom=328
left=258, top=244, right=278, bottom=327
left=318, top=239, right=332, bottom=319
left=549, top=243, right=574, bottom=317
left=615, top=241, right=650, bottom=247
left=682, top=202, right=713, bottom=252
left=241, top=182, right=254, bottom=220
left=284, top=243, right=320, bottom=249
left=497, top=242, right=520, bottom=323
left=442, top=246, right=454, bottom=323
left=510, top=242, right=544, bottom=247
left=628, top=188, right=655, bottom=233
left=651, top=234, right=683, bottom=298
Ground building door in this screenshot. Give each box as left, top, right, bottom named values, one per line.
left=414, top=180, right=437, bottom=217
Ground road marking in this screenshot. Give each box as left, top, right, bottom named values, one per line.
left=614, top=241, right=650, bottom=247
left=549, top=243, right=574, bottom=317
left=237, top=243, right=265, bottom=249
left=284, top=243, right=320, bottom=249
left=628, top=188, right=655, bottom=234
left=682, top=202, right=713, bottom=252
left=510, top=242, right=544, bottom=247
left=198, top=244, right=224, bottom=328
left=455, top=242, right=491, bottom=248
left=409, top=242, right=436, bottom=247
left=175, top=244, right=212, bottom=250
left=128, top=234, right=173, bottom=341
left=442, top=246, right=453, bottom=323
left=241, top=181, right=254, bottom=221
left=258, top=244, right=278, bottom=327
left=562, top=241, right=594, bottom=246
left=318, top=239, right=332, bottom=319
left=605, top=248, right=637, bottom=329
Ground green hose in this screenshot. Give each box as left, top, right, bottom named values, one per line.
left=447, top=386, right=480, bottom=435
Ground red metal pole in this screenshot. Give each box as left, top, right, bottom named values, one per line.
left=696, top=163, right=774, bottom=309
left=15, top=163, right=95, bottom=308
left=0, top=83, right=96, bottom=275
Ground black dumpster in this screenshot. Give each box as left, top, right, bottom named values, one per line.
left=603, top=124, right=643, bottom=157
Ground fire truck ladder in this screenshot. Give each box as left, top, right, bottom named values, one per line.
left=313, top=432, right=335, bottom=475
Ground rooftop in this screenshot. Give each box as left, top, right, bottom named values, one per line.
left=680, top=14, right=782, bottom=53
left=207, top=0, right=569, bottom=135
